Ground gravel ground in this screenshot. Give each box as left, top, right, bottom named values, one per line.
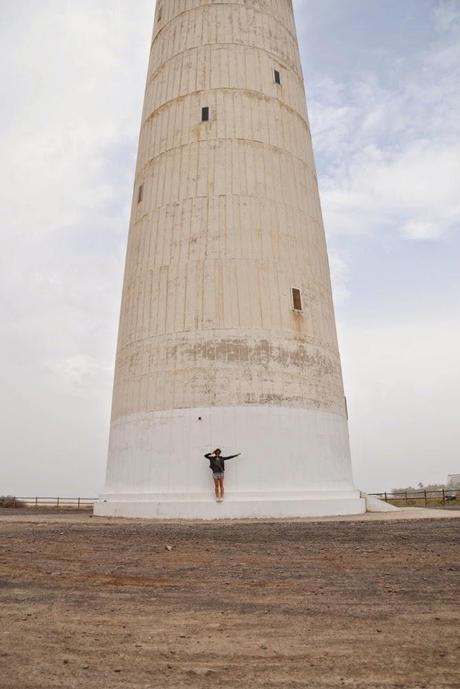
left=1, top=512, right=459, bottom=689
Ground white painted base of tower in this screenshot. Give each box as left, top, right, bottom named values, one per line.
left=95, top=406, right=365, bottom=519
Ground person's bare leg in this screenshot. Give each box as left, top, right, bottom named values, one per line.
left=214, top=479, right=220, bottom=499
left=219, top=479, right=224, bottom=500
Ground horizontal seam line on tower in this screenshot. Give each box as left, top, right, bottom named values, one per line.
left=147, top=41, right=304, bottom=90
left=135, top=137, right=315, bottom=182
left=141, top=86, right=309, bottom=133
left=151, top=3, right=298, bottom=51
left=110, top=405, right=346, bottom=422
left=115, top=333, right=342, bottom=359
left=133, top=205, right=323, bottom=233
left=134, top=197, right=321, bottom=222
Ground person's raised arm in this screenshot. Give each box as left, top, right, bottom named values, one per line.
left=222, top=453, right=241, bottom=461
left=204, top=453, right=213, bottom=459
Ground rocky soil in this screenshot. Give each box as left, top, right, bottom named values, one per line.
left=0, top=513, right=459, bottom=688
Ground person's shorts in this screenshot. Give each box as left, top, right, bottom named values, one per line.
left=213, top=472, right=225, bottom=480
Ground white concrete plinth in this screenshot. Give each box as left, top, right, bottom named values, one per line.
left=95, top=406, right=365, bottom=519
left=362, top=492, right=400, bottom=512
left=94, top=492, right=365, bottom=520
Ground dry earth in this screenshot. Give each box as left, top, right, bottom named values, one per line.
left=1, top=511, right=459, bottom=689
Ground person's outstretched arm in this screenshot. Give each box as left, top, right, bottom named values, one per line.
left=222, top=453, right=241, bottom=461
left=204, top=453, right=214, bottom=459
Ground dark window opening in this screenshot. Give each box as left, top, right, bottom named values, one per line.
left=292, top=288, right=302, bottom=311
left=274, top=69, right=281, bottom=85
left=138, top=184, right=143, bottom=204
left=201, top=106, right=209, bottom=122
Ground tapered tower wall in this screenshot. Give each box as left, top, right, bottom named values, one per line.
left=96, top=0, right=364, bottom=519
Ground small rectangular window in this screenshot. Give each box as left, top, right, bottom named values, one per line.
left=292, top=288, right=302, bottom=311
left=274, top=69, right=281, bottom=85
left=138, top=184, right=143, bottom=204
left=201, top=106, right=209, bottom=122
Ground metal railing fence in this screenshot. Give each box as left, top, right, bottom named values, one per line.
left=12, top=496, right=96, bottom=509
left=370, top=489, right=459, bottom=507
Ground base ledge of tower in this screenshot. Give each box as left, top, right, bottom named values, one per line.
left=94, top=492, right=365, bottom=520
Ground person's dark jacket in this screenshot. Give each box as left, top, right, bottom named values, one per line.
left=204, top=452, right=239, bottom=474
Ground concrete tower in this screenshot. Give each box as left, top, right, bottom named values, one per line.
left=95, top=0, right=365, bottom=519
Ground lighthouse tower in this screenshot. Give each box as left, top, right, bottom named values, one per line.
left=95, top=0, right=365, bottom=518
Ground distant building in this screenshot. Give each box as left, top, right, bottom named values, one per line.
left=447, top=474, right=460, bottom=488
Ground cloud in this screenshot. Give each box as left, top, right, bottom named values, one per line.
left=328, top=253, right=351, bottom=306
left=0, top=0, right=154, bottom=496
left=322, top=142, right=460, bottom=240
left=401, top=219, right=441, bottom=241
left=302, top=1, right=460, bottom=491
left=434, top=0, right=460, bottom=33
left=342, top=316, right=460, bottom=491
left=308, top=3, right=460, bottom=243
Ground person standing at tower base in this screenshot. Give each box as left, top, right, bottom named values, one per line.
left=204, top=449, right=241, bottom=502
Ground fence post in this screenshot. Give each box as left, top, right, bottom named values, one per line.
left=56, top=497, right=60, bottom=508
left=405, top=491, right=408, bottom=505
left=442, top=488, right=446, bottom=505
left=13, top=496, right=16, bottom=508
left=384, top=492, right=388, bottom=502
left=424, top=490, right=427, bottom=507
left=77, top=497, right=81, bottom=510
left=35, top=496, right=38, bottom=508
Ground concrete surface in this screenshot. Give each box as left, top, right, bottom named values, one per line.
left=362, top=492, right=401, bottom=512
left=100, top=0, right=361, bottom=518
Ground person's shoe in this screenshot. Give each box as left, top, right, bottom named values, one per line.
left=216, top=497, right=223, bottom=503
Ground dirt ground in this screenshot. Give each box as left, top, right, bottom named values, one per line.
left=1, top=511, right=459, bottom=689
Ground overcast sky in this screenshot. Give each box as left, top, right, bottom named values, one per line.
left=1, top=0, right=459, bottom=498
